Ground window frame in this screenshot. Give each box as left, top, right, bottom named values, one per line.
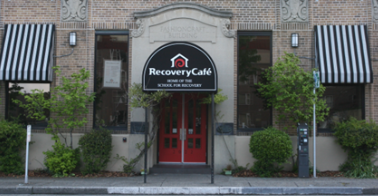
left=237, top=31, right=273, bottom=133
left=93, top=30, right=129, bottom=131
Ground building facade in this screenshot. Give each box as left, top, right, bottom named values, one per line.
left=0, top=0, right=377, bottom=173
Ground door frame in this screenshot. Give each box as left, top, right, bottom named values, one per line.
left=157, top=93, right=208, bottom=164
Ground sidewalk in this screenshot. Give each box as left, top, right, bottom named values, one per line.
left=0, top=174, right=378, bottom=195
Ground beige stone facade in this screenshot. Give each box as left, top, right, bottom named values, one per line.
left=0, top=0, right=377, bottom=172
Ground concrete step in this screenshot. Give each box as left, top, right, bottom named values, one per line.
left=149, top=164, right=211, bottom=174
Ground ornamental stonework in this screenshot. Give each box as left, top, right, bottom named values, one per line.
left=61, top=0, right=88, bottom=22
left=281, top=0, right=309, bottom=23
left=373, top=0, right=378, bottom=21
left=131, top=19, right=145, bottom=38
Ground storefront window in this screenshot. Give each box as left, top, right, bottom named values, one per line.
left=94, top=32, right=129, bottom=130
left=7, top=83, right=50, bottom=128
left=318, top=85, right=364, bottom=132
left=237, top=32, right=272, bottom=132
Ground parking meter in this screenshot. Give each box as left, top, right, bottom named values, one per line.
left=297, top=123, right=309, bottom=178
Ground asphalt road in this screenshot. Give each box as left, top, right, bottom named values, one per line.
left=3, top=195, right=378, bottom=196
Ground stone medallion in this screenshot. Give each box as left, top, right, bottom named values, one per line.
left=61, top=0, right=88, bottom=22
left=281, top=0, right=308, bottom=23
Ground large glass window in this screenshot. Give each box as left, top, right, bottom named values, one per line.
left=318, top=85, right=364, bottom=131
left=7, top=83, right=50, bottom=128
left=94, top=32, right=129, bottom=130
left=237, top=32, right=272, bottom=132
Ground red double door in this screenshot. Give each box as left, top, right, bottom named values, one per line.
left=159, top=93, right=207, bottom=163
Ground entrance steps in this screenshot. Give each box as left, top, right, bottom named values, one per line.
left=150, top=164, right=211, bottom=174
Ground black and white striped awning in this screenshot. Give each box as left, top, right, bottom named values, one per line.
left=315, top=25, right=372, bottom=84
left=0, top=24, right=55, bottom=82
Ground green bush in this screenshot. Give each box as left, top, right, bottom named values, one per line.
left=0, top=120, right=26, bottom=174
left=334, top=117, right=378, bottom=178
left=249, top=127, right=292, bottom=177
left=79, top=128, right=112, bottom=175
left=43, top=142, right=79, bottom=177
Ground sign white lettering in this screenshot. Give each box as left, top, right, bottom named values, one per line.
left=149, top=68, right=212, bottom=77
left=103, top=60, right=121, bottom=88
left=149, top=19, right=217, bottom=43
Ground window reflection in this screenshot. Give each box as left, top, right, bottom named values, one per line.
left=94, top=34, right=129, bottom=130
left=172, top=138, right=177, bottom=148
left=188, top=138, right=193, bottom=148
left=165, top=99, right=170, bottom=134
left=195, top=138, right=201, bottom=149
left=195, top=99, right=201, bottom=134
left=319, top=85, right=363, bottom=130
left=238, top=34, right=272, bottom=131
left=164, top=138, right=170, bottom=148
left=8, top=83, right=50, bottom=128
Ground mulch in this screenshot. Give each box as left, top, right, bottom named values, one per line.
left=0, top=171, right=136, bottom=178
left=232, top=170, right=344, bottom=178
left=0, top=170, right=344, bottom=178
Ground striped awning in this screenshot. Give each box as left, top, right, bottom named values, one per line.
left=0, top=24, right=55, bottom=82
left=315, top=25, right=373, bottom=84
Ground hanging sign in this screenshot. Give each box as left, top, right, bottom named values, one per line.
left=142, top=42, right=217, bottom=92
left=103, top=60, right=121, bottom=88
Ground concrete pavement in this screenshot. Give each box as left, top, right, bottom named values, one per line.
left=0, top=174, right=377, bottom=195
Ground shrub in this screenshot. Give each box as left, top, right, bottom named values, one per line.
left=0, top=120, right=26, bottom=174
left=43, top=142, right=79, bottom=177
left=79, top=128, right=112, bottom=175
left=249, top=127, right=292, bottom=177
left=334, top=117, right=378, bottom=178
left=114, top=154, right=134, bottom=174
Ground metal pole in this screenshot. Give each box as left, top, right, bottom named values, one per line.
left=313, top=30, right=318, bottom=178
left=25, top=125, right=31, bottom=184
left=211, top=94, right=215, bottom=184
left=144, top=107, right=148, bottom=183
left=313, top=88, right=317, bottom=178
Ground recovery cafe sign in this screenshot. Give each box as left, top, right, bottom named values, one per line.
left=142, top=42, right=217, bottom=92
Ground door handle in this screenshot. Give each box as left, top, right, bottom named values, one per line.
left=180, top=128, right=186, bottom=140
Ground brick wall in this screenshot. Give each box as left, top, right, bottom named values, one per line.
left=0, top=0, right=376, bottom=135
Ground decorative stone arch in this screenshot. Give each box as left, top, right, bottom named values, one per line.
left=131, top=2, right=235, bottom=39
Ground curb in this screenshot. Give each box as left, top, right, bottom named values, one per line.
left=0, top=186, right=32, bottom=195
left=1, top=186, right=378, bottom=195
left=33, top=186, right=108, bottom=195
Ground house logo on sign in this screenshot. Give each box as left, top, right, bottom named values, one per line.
left=171, top=54, right=188, bottom=69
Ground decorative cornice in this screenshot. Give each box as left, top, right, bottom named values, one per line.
left=281, top=0, right=308, bottom=23
left=220, top=19, right=236, bottom=38
left=61, top=0, right=88, bottom=22
left=133, top=2, right=233, bottom=19
left=131, top=19, right=145, bottom=38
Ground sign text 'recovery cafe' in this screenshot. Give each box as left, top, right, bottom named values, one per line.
left=142, top=42, right=217, bottom=92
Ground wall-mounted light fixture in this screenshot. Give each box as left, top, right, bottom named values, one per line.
left=54, top=32, right=76, bottom=58
left=291, top=33, right=299, bottom=48
left=69, top=32, right=77, bottom=46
